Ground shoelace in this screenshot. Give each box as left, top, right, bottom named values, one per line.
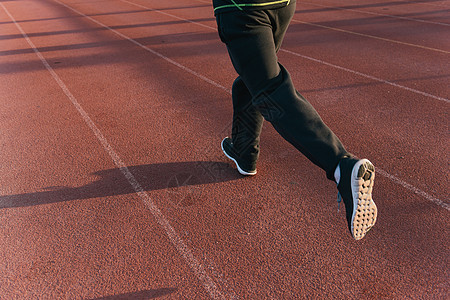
left=337, top=192, right=342, bottom=212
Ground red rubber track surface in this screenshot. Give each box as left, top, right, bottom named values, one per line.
left=1, top=0, right=449, bottom=299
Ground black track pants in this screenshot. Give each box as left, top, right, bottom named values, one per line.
left=216, top=5, right=350, bottom=180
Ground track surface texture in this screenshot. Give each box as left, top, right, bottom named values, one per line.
left=1, top=0, right=449, bottom=299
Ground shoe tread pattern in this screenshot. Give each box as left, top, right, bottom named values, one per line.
left=351, top=160, right=377, bottom=240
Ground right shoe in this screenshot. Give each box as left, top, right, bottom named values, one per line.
left=221, top=137, right=257, bottom=176
left=337, top=157, right=377, bottom=240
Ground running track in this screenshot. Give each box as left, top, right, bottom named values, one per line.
left=1, top=0, right=449, bottom=299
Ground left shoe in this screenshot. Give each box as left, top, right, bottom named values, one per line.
left=221, top=137, right=257, bottom=176
left=337, top=157, right=377, bottom=240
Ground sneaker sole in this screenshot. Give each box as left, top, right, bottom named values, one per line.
left=221, top=139, right=257, bottom=176
left=350, top=159, right=377, bottom=240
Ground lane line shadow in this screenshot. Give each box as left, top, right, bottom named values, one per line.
left=90, top=287, right=178, bottom=299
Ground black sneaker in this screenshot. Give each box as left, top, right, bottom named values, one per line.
left=221, top=137, right=257, bottom=176
left=337, top=157, right=377, bottom=240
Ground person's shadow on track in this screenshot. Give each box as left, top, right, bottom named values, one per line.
left=0, top=161, right=240, bottom=208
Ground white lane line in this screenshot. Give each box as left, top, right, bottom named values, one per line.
left=377, top=168, right=450, bottom=211
left=0, top=3, right=226, bottom=300
left=289, top=17, right=450, bottom=54
left=50, top=0, right=449, bottom=211
left=280, top=48, right=450, bottom=103
left=399, top=0, right=450, bottom=8
left=300, top=1, right=450, bottom=27
left=120, top=0, right=217, bottom=31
